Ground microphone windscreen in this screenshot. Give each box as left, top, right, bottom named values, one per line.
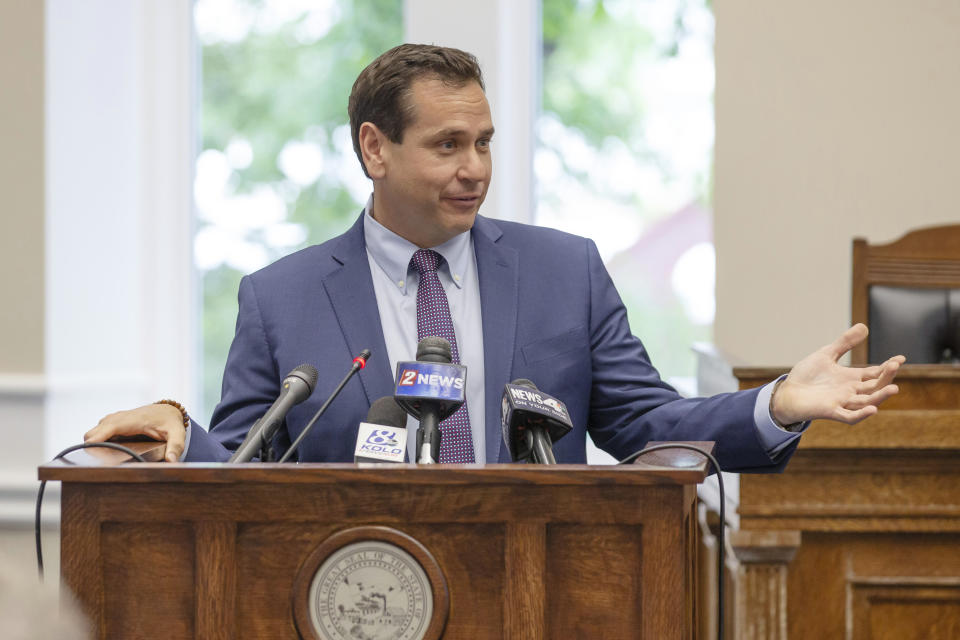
left=416, top=336, right=452, bottom=363
left=511, top=378, right=537, bottom=390
left=367, top=396, right=408, bottom=429
left=289, top=364, right=319, bottom=392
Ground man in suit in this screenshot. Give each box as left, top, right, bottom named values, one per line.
left=85, top=44, right=904, bottom=468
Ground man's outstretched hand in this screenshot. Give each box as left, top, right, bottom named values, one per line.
left=772, top=323, right=905, bottom=426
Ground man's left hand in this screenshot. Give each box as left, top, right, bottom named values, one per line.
left=772, top=323, right=905, bottom=426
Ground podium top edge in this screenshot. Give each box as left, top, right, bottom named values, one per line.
left=733, top=363, right=960, bottom=380
left=38, top=461, right=709, bottom=486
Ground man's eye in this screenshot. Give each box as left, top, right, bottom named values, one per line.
left=477, top=138, right=491, bottom=149
left=440, top=141, right=455, bottom=150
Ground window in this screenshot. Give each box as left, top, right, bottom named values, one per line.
left=194, top=0, right=402, bottom=419
left=539, top=0, right=715, bottom=391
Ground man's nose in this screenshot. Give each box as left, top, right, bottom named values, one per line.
left=458, top=148, right=488, bottom=182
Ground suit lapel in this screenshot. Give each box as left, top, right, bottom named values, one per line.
left=473, top=216, right=520, bottom=463
left=321, top=214, right=395, bottom=407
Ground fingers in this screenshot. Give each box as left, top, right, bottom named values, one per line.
left=164, top=428, right=186, bottom=463
left=857, top=363, right=885, bottom=381
left=84, top=424, right=106, bottom=443
left=859, top=355, right=906, bottom=381
left=833, top=404, right=878, bottom=424
left=825, top=323, right=869, bottom=361
left=875, top=360, right=901, bottom=388
left=855, top=359, right=903, bottom=393
left=84, top=411, right=139, bottom=443
left=843, top=384, right=900, bottom=411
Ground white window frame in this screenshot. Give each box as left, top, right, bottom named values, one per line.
left=404, top=0, right=539, bottom=224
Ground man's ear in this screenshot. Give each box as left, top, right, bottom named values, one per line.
left=358, top=122, right=388, bottom=179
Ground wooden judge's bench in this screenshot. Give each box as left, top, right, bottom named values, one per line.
left=731, top=365, right=960, bottom=639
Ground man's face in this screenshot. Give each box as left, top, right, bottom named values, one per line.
left=370, top=77, right=494, bottom=248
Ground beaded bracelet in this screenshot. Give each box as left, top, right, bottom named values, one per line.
left=155, top=399, right=191, bottom=428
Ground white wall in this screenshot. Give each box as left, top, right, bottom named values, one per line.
left=0, top=0, right=195, bottom=526
left=714, top=0, right=960, bottom=364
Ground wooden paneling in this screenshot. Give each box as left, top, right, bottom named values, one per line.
left=60, top=485, right=103, bottom=634
left=729, top=530, right=800, bottom=640
left=195, top=521, right=237, bottom=639
left=505, top=523, right=545, bottom=637
left=45, top=460, right=706, bottom=639
left=850, top=580, right=960, bottom=640
left=732, top=366, right=960, bottom=639
left=784, top=534, right=960, bottom=639
left=546, top=524, right=644, bottom=638
left=102, top=523, right=195, bottom=639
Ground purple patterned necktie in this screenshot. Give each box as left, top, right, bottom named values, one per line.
left=410, top=249, right=475, bottom=463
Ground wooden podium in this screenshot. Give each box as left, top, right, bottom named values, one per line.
left=40, top=445, right=711, bottom=640
left=732, top=365, right=960, bottom=639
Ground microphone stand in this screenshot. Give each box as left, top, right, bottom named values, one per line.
left=278, top=350, right=370, bottom=463
left=415, top=408, right=442, bottom=464
left=257, top=422, right=276, bottom=462
left=530, top=426, right=556, bottom=464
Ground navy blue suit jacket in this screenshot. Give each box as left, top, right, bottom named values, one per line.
left=185, top=213, right=794, bottom=471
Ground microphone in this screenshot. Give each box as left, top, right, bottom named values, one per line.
left=394, top=337, right=466, bottom=464
left=228, top=364, right=319, bottom=463
left=276, top=349, right=371, bottom=463
left=354, top=397, right=409, bottom=463
left=501, top=378, right=573, bottom=464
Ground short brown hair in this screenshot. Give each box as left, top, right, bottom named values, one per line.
left=348, top=44, right=485, bottom=177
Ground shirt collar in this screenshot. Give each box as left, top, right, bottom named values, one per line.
left=362, top=194, right=472, bottom=295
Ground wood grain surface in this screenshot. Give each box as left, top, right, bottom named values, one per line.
left=49, top=461, right=705, bottom=639
left=731, top=363, right=960, bottom=638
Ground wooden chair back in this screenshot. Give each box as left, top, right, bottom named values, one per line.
left=851, top=224, right=960, bottom=364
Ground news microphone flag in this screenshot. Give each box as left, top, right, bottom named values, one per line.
left=393, top=361, right=466, bottom=421
left=501, top=380, right=573, bottom=463
left=355, top=397, right=409, bottom=464
left=354, top=424, right=407, bottom=463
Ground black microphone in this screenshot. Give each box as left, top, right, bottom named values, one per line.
left=277, top=349, right=371, bottom=463
left=228, top=364, right=319, bottom=463
left=354, top=397, right=409, bottom=463
left=501, top=378, right=573, bottom=464
left=394, top=337, right=466, bottom=464
left=367, top=396, right=408, bottom=428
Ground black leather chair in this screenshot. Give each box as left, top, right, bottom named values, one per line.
left=851, top=224, right=960, bottom=365
left=867, top=286, right=960, bottom=364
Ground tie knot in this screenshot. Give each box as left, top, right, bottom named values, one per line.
left=411, top=249, right=442, bottom=275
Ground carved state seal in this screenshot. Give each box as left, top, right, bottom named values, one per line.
left=308, top=540, right=432, bottom=640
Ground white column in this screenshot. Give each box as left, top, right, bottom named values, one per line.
left=404, top=0, right=539, bottom=223
left=44, top=0, right=197, bottom=458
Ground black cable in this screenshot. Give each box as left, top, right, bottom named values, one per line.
left=618, top=443, right=726, bottom=640
left=278, top=360, right=366, bottom=463
left=36, top=442, right=146, bottom=580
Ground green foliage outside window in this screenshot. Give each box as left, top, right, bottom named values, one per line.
left=540, top=0, right=715, bottom=387
left=196, top=0, right=402, bottom=421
